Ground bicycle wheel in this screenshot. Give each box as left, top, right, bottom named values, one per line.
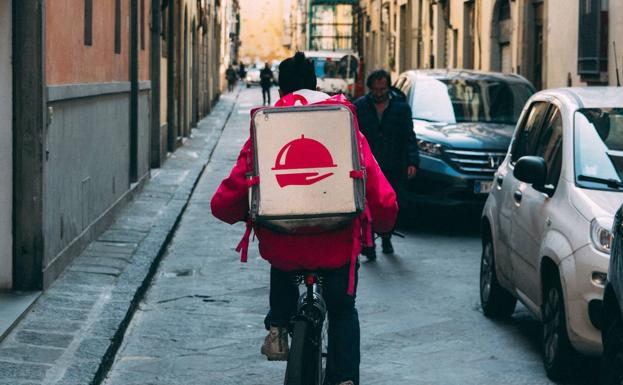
left=319, top=318, right=328, bottom=384
left=284, top=320, right=322, bottom=385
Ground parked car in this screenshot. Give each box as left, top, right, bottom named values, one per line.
left=393, top=70, right=534, bottom=208
left=245, top=66, right=261, bottom=88
left=602, top=203, right=623, bottom=385
left=480, top=87, right=623, bottom=380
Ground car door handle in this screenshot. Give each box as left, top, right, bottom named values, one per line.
left=496, top=175, right=504, bottom=187
left=513, top=190, right=522, bottom=203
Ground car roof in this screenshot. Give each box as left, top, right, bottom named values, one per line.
left=536, top=87, right=623, bottom=109
left=399, top=69, right=532, bottom=85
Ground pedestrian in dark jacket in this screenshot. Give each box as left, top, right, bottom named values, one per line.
left=354, top=69, right=419, bottom=259
left=226, top=65, right=237, bottom=92
left=260, top=62, right=274, bottom=105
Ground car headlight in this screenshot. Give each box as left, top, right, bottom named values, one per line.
left=416, top=139, right=443, bottom=156
left=590, top=217, right=613, bottom=254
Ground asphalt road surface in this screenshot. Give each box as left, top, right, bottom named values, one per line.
left=102, top=87, right=600, bottom=385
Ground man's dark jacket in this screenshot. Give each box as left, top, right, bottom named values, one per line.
left=260, top=68, right=273, bottom=88
left=354, top=87, right=419, bottom=182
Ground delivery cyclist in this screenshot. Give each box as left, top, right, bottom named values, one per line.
left=210, top=52, right=398, bottom=385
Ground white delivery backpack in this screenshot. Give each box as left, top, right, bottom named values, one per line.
left=249, top=104, right=365, bottom=234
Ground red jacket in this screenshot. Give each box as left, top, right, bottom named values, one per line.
left=210, top=90, right=398, bottom=293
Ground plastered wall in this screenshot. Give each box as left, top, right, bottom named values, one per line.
left=0, top=0, right=12, bottom=289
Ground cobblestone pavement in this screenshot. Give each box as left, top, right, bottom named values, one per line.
left=0, top=90, right=238, bottom=385
left=0, top=86, right=602, bottom=385
left=101, top=87, right=600, bottom=385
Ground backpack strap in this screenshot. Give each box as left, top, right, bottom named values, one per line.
left=348, top=217, right=361, bottom=296
left=235, top=218, right=254, bottom=263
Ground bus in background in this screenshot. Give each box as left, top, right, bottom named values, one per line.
left=304, top=51, right=360, bottom=99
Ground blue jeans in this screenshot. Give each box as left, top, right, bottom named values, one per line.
left=264, top=262, right=360, bottom=385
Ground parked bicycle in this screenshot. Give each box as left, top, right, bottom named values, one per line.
left=284, top=271, right=328, bottom=385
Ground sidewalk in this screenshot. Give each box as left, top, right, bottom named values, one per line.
left=0, top=91, right=238, bottom=385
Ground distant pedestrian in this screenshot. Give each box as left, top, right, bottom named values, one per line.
left=238, top=62, right=247, bottom=83
left=260, top=62, right=273, bottom=105
left=354, top=69, right=419, bottom=260
left=226, top=65, right=237, bottom=92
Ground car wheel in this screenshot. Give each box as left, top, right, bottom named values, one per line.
left=480, top=238, right=516, bottom=318
left=542, top=274, right=574, bottom=381
left=601, top=317, right=623, bottom=385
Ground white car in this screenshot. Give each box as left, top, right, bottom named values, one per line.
left=480, top=87, right=623, bottom=380
left=245, top=67, right=261, bottom=88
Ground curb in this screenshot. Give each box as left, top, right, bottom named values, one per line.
left=0, top=90, right=239, bottom=385
left=90, top=91, right=240, bottom=385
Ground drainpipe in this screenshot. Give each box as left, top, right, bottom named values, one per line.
left=150, top=0, right=161, bottom=167
left=167, top=0, right=175, bottom=151
left=130, top=0, right=139, bottom=182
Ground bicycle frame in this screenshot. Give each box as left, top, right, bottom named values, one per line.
left=295, top=273, right=327, bottom=327
left=284, top=272, right=328, bottom=385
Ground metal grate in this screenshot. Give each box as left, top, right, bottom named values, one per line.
left=444, top=149, right=506, bottom=175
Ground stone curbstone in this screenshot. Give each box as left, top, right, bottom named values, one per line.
left=0, top=92, right=239, bottom=385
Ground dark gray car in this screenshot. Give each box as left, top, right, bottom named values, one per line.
left=602, top=204, right=623, bottom=385
left=393, top=70, right=534, bottom=207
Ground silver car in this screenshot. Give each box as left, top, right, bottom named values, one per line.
left=480, top=87, right=623, bottom=380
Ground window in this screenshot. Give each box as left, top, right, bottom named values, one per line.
left=410, top=78, right=533, bottom=125
left=84, top=0, right=93, bottom=46
left=499, top=0, right=511, bottom=21
left=114, top=0, right=121, bottom=54
left=534, top=106, right=563, bottom=189
left=510, top=101, right=549, bottom=163
left=575, top=108, right=623, bottom=190
left=578, top=0, right=608, bottom=83
left=394, top=77, right=406, bottom=90
left=399, top=78, right=412, bottom=98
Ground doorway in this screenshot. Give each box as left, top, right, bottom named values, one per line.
left=490, top=0, right=512, bottom=72
left=0, top=1, right=12, bottom=289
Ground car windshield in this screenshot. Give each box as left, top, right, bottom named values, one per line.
left=575, top=108, right=623, bottom=190
left=310, top=55, right=358, bottom=79
left=411, top=78, right=533, bottom=124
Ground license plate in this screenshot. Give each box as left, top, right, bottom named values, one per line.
left=474, top=181, right=493, bottom=194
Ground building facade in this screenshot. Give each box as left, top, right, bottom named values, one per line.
left=358, top=0, right=622, bottom=90
left=286, top=0, right=359, bottom=53
left=239, top=0, right=292, bottom=64
left=5, top=0, right=237, bottom=291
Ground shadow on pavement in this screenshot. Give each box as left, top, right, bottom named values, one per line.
left=396, top=204, right=483, bottom=237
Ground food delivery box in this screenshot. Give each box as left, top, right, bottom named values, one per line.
left=249, top=104, right=365, bottom=233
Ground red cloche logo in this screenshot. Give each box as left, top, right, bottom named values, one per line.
left=272, top=135, right=337, bottom=187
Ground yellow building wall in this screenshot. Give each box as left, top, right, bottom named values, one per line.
left=239, top=0, right=292, bottom=64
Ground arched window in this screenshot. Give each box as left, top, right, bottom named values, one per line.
left=499, top=0, right=511, bottom=21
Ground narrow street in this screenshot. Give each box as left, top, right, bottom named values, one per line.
left=99, top=87, right=598, bottom=385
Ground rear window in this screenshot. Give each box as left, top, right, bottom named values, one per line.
left=309, top=56, right=358, bottom=79
left=411, top=78, right=534, bottom=124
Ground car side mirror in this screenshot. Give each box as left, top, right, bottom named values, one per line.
left=514, top=156, right=548, bottom=192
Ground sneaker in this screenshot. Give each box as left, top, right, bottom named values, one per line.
left=338, top=381, right=355, bottom=385
left=260, top=326, right=288, bottom=361
left=381, top=236, right=394, bottom=254
left=361, top=245, right=377, bottom=261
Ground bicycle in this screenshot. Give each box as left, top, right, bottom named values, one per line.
left=283, top=271, right=328, bottom=385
